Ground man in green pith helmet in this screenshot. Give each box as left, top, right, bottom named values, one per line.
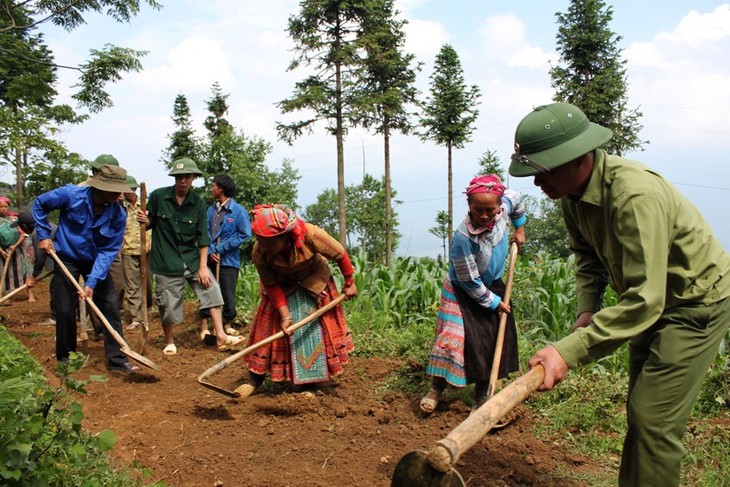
left=509, top=102, right=730, bottom=487
left=136, top=157, right=244, bottom=355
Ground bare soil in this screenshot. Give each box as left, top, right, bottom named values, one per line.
left=2, top=282, right=607, bottom=487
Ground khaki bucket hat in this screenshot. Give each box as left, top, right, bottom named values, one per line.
left=508, top=102, right=613, bottom=177
left=168, top=157, right=203, bottom=176
left=88, top=165, right=133, bottom=193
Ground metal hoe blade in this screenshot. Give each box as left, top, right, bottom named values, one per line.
left=391, top=451, right=465, bottom=487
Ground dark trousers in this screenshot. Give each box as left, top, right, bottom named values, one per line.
left=51, top=258, right=127, bottom=367
left=199, top=265, right=238, bottom=324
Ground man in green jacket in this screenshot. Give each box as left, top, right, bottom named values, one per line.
left=509, top=102, right=729, bottom=487
left=137, top=158, right=243, bottom=355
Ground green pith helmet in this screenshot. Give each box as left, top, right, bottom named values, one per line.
left=125, top=175, right=139, bottom=190
left=90, top=154, right=120, bottom=169
left=508, top=102, right=613, bottom=177
left=168, top=157, right=203, bottom=176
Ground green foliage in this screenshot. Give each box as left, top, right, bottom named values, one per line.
left=419, top=44, right=481, bottom=149
left=428, top=210, right=449, bottom=261
left=475, top=149, right=505, bottom=180
left=0, top=327, right=145, bottom=486
left=551, top=0, right=647, bottom=155
left=163, top=93, right=201, bottom=169
left=521, top=196, right=571, bottom=260
left=303, top=174, right=400, bottom=263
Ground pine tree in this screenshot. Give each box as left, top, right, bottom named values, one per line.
left=419, top=44, right=481, bottom=255
left=163, top=94, right=199, bottom=170
left=354, top=0, right=420, bottom=266
left=551, top=0, right=647, bottom=155
left=277, top=0, right=375, bottom=246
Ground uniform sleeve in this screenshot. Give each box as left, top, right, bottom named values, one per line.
left=554, top=192, right=671, bottom=367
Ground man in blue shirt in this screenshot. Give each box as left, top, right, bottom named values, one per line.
left=33, top=164, right=139, bottom=373
left=199, top=174, right=251, bottom=339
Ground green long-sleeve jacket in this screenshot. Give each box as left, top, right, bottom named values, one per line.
left=554, top=150, right=730, bottom=367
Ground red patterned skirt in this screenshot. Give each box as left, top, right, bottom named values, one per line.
left=244, top=278, right=354, bottom=382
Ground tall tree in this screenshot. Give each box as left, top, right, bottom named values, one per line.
left=354, top=0, right=420, bottom=267
left=420, top=44, right=480, bottom=256
left=1, top=0, right=159, bottom=114
left=186, top=83, right=301, bottom=212
left=551, top=0, right=647, bottom=155
left=475, top=149, right=505, bottom=180
left=0, top=3, right=86, bottom=208
left=428, top=210, right=450, bottom=261
left=163, top=93, right=200, bottom=170
left=277, top=0, right=374, bottom=246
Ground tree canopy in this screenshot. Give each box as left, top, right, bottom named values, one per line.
left=550, top=0, right=647, bottom=155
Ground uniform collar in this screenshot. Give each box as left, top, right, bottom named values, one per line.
left=576, top=149, right=606, bottom=207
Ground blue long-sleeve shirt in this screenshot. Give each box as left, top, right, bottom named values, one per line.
left=33, top=184, right=126, bottom=289
left=448, top=189, right=526, bottom=310
left=207, top=199, right=251, bottom=268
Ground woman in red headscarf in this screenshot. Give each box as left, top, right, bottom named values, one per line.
left=420, top=175, right=527, bottom=413
left=234, top=204, right=358, bottom=397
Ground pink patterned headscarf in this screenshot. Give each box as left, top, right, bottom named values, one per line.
left=250, top=204, right=307, bottom=248
left=0, top=196, right=10, bottom=205
left=465, top=175, right=505, bottom=197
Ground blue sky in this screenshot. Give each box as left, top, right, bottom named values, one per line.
left=15, top=0, right=730, bottom=257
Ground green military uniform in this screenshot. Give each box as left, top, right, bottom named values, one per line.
left=555, top=150, right=729, bottom=486
left=509, top=102, right=730, bottom=487
left=146, top=185, right=209, bottom=276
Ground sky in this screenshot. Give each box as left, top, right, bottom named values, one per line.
left=13, top=0, right=730, bottom=257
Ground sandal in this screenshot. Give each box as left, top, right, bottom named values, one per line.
left=217, top=334, right=245, bottom=352
left=107, top=362, right=141, bottom=373
left=234, top=383, right=257, bottom=398
left=163, top=343, right=177, bottom=355
left=199, top=329, right=211, bottom=341
left=419, top=389, right=441, bottom=414
left=224, top=326, right=239, bottom=336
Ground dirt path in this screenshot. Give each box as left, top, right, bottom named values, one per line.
left=3, top=282, right=605, bottom=486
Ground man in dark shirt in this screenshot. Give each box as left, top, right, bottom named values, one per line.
left=138, top=158, right=243, bottom=355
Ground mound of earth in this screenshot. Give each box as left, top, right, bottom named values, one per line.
left=2, top=282, right=605, bottom=486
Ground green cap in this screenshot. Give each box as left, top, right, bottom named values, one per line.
left=508, top=102, right=613, bottom=177
left=90, top=154, right=120, bottom=169
left=125, top=175, right=139, bottom=190
left=168, top=157, right=203, bottom=176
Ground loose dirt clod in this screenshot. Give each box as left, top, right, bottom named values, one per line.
left=2, top=283, right=605, bottom=486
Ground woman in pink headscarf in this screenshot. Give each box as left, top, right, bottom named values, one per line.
left=420, top=175, right=527, bottom=413
left=234, top=204, right=358, bottom=398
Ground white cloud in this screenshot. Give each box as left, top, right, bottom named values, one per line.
left=623, top=4, right=730, bottom=146
left=132, top=37, right=234, bottom=93
left=403, top=19, right=449, bottom=62
left=477, top=14, right=551, bottom=68
left=657, top=4, right=730, bottom=47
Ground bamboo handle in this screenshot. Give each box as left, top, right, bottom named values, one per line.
left=198, top=294, right=346, bottom=382
left=428, top=365, right=545, bottom=472
left=48, top=249, right=130, bottom=350
left=486, top=242, right=519, bottom=398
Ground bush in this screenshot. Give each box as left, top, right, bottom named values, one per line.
left=0, top=326, right=154, bottom=486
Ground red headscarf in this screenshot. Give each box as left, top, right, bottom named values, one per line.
left=250, top=204, right=307, bottom=248
left=465, top=175, right=505, bottom=197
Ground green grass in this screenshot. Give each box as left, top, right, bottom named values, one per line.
left=0, top=325, right=159, bottom=487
